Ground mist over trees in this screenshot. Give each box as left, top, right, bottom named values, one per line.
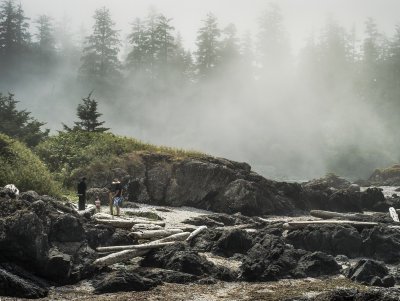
left=1, top=0, right=400, bottom=179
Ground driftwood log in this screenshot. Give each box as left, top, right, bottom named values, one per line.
left=309, top=210, right=359, bottom=220
left=129, top=229, right=183, bottom=239
left=96, top=241, right=175, bottom=252
left=283, top=220, right=378, bottom=230
left=132, top=223, right=164, bottom=231
left=150, top=232, right=191, bottom=243
left=93, top=249, right=149, bottom=268
left=94, top=218, right=166, bottom=228
left=186, top=225, right=207, bottom=241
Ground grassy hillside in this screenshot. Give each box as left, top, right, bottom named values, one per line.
left=0, top=133, right=61, bottom=195
left=35, top=131, right=206, bottom=187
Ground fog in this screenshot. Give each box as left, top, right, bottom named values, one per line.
left=2, top=0, right=400, bottom=180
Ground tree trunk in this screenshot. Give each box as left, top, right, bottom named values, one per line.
left=94, top=218, right=165, bottom=228
left=93, top=249, right=149, bottom=268
left=186, top=225, right=207, bottom=241
left=129, top=229, right=183, bottom=239
left=283, top=220, right=378, bottom=230
left=132, top=224, right=164, bottom=231
left=96, top=241, right=174, bottom=252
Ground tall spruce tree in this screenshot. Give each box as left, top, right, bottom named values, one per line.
left=64, top=92, right=109, bottom=132
left=79, top=7, right=120, bottom=83
left=0, top=93, right=49, bottom=147
left=34, top=15, right=56, bottom=65
left=195, top=13, right=221, bottom=79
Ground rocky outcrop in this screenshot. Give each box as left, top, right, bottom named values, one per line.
left=347, top=259, right=394, bottom=287
left=80, top=152, right=389, bottom=216
left=369, top=164, right=400, bottom=186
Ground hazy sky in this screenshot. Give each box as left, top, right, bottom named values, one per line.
left=19, top=0, right=400, bottom=52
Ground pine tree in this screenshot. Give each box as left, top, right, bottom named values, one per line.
left=79, top=7, right=121, bottom=83
left=195, top=13, right=221, bottom=78
left=0, top=93, right=49, bottom=147
left=64, top=92, right=109, bottom=132
left=34, top=15, right=56, bottom=64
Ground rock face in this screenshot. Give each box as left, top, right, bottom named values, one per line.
left=80, top=152, right=388, bottom=216
left=369, top=164, right=400, bottom=186
left=347, top=259, right=394, bottom=287
left=0, top=195, right=102, bottom=293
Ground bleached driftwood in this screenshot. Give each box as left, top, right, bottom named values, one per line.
left=77, top=205, right=96, bottom=217
left=186, top=225, right=207, bottom=241
left=389, top=207, right=399, bottom=222
left=309, top=210, right=359, bottom=220
left=94, top=218, right=165, bottom=228
left=93, top=249, right=149, bottom=268
left=132, top=223, right=164, bottom=231
left=283, top=220, right=378, bottom=230
left=149, top=232, right=191, bottom=244
left=96, top=241, right=174, bottom=252
left=129, top=229, right=183, bottom=239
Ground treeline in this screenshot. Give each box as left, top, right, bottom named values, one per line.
left=2, top=0, right=400, bottom=178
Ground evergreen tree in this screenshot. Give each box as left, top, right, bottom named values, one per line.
left=34, top=15, right=56, bottom=64
left=79, top=7, right=121, bottom=83
left=64, top=92, right=109, bottom=132
left=257, top=3, right=290, bottom=76
left=0, top=0, right=29, bottom=61
left=219, top=23, right=240, bottom=67
left=195, top=13, right=221, bottom=78
left=0, top=93, right=49, bottom=147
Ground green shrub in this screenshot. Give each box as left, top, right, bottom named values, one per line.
left=0, top=133, right=61, bottom=195
left=35, top=131, right=206, bottom=187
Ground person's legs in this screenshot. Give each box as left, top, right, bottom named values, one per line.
left=109, top=192, right=113, bottom=215
left=78, top=195, right=85, bottom=210
left=116, top=205, right=120, bottom=216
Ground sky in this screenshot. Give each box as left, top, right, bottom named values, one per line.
left=19, top=0, right=400, bottom=53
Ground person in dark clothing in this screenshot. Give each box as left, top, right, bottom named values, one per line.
left=77, top=177, right=87, bottom=211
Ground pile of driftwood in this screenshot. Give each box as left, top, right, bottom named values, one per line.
left=283, top=209, right=399, bottom=230
left=91, top=213, right=207, bottom=268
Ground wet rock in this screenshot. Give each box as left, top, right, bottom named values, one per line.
left=347, top=259, right=390, bottom=286
left=360, top=188, right=386, bottom=211
left=0, top=267, right=48, bottom=298
left=241, top=234, right=306, bottom=281
left=141, top=242, right=237, bottom=280
left=303, top=174, right=351, bottom=190
left=285, top=225, right=362, bottom=258
left=327, top=190, right=362, bottom=212
left=361, top=226, right=400, bottom=263
left=312, top=287, right=358, bottom=301
left=214, top=229, right=253, bottom=257
left=92, top=270, right=158, bottom=294
left=84, top=223, right=115, bottom=249
left=294, top=251, right=340, bottom=278
left=49, top=214, right=85, bottom=242
left=19, top=190, right=40, bottom=203
left=43, top=248, right=72, bottom=282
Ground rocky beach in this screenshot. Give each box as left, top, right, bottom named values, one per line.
left=2, top=154, right=400, bottom=300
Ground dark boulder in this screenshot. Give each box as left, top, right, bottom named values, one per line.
left=49, top=214, right=85, bottom=242
left=347, top=259, right=391, bottom=286
left=294, top=251, right=340, bottom=278
left=43, top=248, right=72, bottom=282
left=241, top=234, right=306, bottom=281
left=361, top=226, right=400, bottom=263
left=141, top=242, right=237, bottom=281
left=19, top=190, right=40, bottom=203
left=285, top=225, right=362, bottom=258
left=0, top=267, right=48, bottom=298
left=214, top=229, right=253, bottom=257
left=326, top=190, right=362, bottom=212
left=92, top=270, right=158, bottom=294
left=137, top=268, right=199, bottom=284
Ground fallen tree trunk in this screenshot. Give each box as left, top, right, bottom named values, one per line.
left=78, top=205, right=96, bottom=218
left=129, top=229, right=183, bottom=239
left=96, top=241, right=175, bottom=252
left=94, top=218, right=166, bottom=228
left=93, top=249, right=149, bottom=268
left=186, top=225, right=207, bottom=241
left=283, top=220, right=378, bottom=230
left=309, top=210, right=359, bottom=220
left=132, top=223, right=164, bottom=231
left=149, top=232, right=191, bottom=244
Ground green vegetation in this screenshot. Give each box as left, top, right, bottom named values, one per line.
left=369, top=164, right=400, bottom=181
left=35, top=131, right=206, bottom=187
left=0, top=133, right=61, bottom=195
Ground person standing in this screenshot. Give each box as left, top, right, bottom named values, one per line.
left=110, top=178, right=122, bottom=216
left=77, top=177, right=87, bottom=211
